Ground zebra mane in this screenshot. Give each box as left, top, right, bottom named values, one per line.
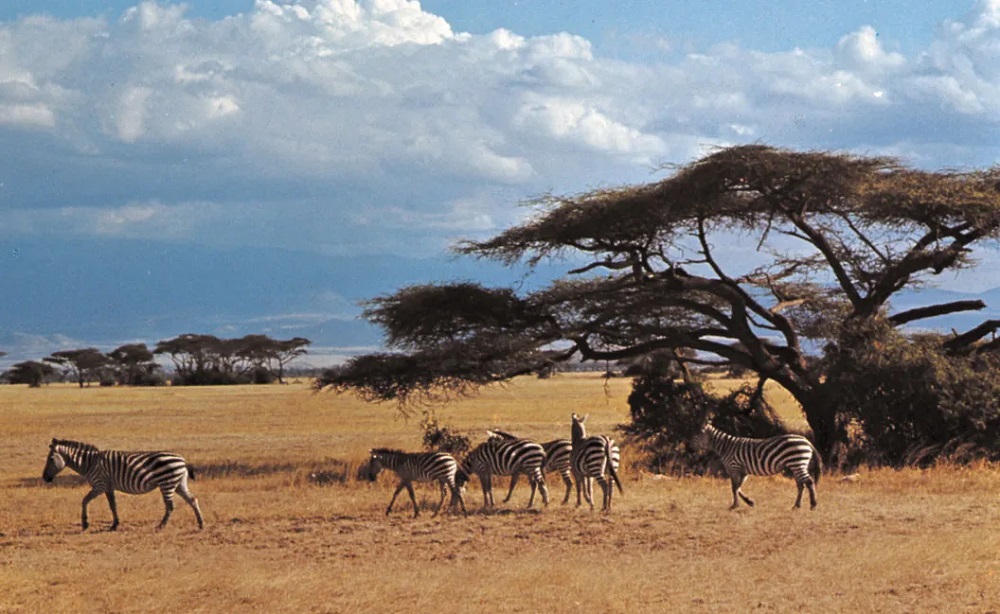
left=51, top=438, right=100, bottom=452
left=370, top=447, right=406, bottom=456
left=487, top=429, right=518, bottom=440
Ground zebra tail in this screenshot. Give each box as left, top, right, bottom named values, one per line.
left=808, top=441, right=822, bottom=485
left=188, top=466, right=196, bottom=480
left=606, top=439, right=624, bottom=496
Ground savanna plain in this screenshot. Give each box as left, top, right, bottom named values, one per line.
left=1, top=374, right=998, bottom=613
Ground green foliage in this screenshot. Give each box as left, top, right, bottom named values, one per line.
left=621, top=375, right=783, bottom=475
left=823, top=320, right=1000, bottom=465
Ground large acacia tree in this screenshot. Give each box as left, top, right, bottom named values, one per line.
left=319, top=145, right=1000, bottom=457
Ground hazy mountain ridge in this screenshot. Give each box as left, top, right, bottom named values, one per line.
left=2, top=237, right=998, bottom=367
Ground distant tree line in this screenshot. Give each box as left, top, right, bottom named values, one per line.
left=0, top=334, right=310, bottom=388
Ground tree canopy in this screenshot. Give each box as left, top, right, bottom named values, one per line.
left=318, top=145, right=1000, bottom=458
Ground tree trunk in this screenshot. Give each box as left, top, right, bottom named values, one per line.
left=766, top=377, right=848, bottom=468
left=796, top=389, right=849, bottom=468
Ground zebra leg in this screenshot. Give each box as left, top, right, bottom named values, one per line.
left=595, top=477, right=608, bottom=512
left=533, top=471, right=549, bottom=507
left=80, top=488, right=102, bottom=531
left=539, top=476, right=549, bottom=507
left=386, top=482, right=407, bottom=515
left=105, top=491, right=120, bottom=531
left=583, top=476, right=595, bottom=510
left=560, top=471, right=573, bottom=505
left=432, top=481, right=448, bottom=517
left=730, top=474, right=753, bottom=509
left=794, top=480, right=805, bottom=509
left=404, top=483, right=419, bottom=518
left=176, top=482, right=205, bottom=529
left=503, top=473, right=520, bottom=503
left=573, top=472, right=584, bottom=507
left=807, top=478, right=817, bottom=510
left=480, top=474, right=494, bottom=508
left=525, top=471, right=541, bottom=508
left=157, top=489, right=176, bottom=529
left=449, top=482, right=468, bottom=517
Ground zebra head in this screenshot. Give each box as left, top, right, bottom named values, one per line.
left=42, top=439, right=68, bottom=483
left=366, top=449, right=384, bottom=482
left=571, top=413, right=588, bottom=442
left=689, top=424, right=714, bottom=452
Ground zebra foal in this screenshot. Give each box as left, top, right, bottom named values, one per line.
left=456, top=432, right=549, bottom=509
left=691, top=423, right=822, bottom=510
left=488, top=430, right=574, bottom=505
left=42, top=438, right=204, bottom=531
left=570, top=414, right=624, bottom=512
left=367, top=448, right=467, bottom=518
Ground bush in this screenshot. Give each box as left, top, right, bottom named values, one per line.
left=823, top=319, right=1000, bottom=465
left=419, top=410, right=471, bottom=456
left=621, top=376, right=783, bottom=475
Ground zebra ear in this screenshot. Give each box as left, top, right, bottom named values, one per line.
left=486, top=430, right=497, bottom=438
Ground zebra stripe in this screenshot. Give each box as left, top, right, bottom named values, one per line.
left=570, top=414, right=624, bottom=512
left=42, top=438, right=204, bottom=531
left=457, top=433, right=549, bottom=508
left=368, top=448, right=467, bottom=518
left=489, top=430, right=574, bottom=505
left=694, top=424, right=822, bottom=510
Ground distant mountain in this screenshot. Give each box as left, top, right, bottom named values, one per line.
left=2, top=235, right=998, bottom=367
left=0, top=236, right=565, bottom=366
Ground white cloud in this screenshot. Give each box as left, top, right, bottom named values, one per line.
left=0, top=0, right=996, bottom=259
left=835, top=25, right=906, bottom=73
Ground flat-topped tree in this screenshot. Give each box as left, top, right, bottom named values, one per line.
left=318, top=145, right=1000, bottom=458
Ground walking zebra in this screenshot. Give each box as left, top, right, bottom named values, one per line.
left=456, top=433, right=550, bottom=508
left=367, top=448, right=467, bottom=518
left=42, top=438, right=204, bottom=531
left=691, top=423, right=822, bottom=510
left=488, top=430, right=574, bottom=505
left=570, top=414, right=624, bottom=512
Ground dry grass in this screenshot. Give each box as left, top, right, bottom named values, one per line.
left=1, top=375, right=998, bottom=613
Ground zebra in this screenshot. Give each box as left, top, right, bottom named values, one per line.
left=570, top=414, right=624, bottom=512
left=488, top=430, right=574, bottom=505
left=367, top=448, right=467, bottom=518
left=456, top=433, right=550, bottom=508
left=42, top=438, right=204, bottom=531
left=691, top=423, right=822, bottom=510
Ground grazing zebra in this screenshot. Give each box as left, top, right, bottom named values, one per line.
left=456, top=433, right=550, bottom=508
left=489, top=430, right=574, bottom=505
left=42, top=438, right=204, bottom=531
left=570, top=414, right=624, bottom=512
left=691, top=423, right=822, bottom=510
left=367, top=448, right=467, bottom=518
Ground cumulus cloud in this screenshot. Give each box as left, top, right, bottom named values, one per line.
left=0, top=0, right=996, bottom=259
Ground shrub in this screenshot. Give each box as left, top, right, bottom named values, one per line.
left=621, top=376, right=783, bottom=475
left=419, top=410, right=471, bottom=456
left=823, top=319, right=1000, bottom=465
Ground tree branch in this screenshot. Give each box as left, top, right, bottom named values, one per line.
left=888, top=300, right=986, bottom=327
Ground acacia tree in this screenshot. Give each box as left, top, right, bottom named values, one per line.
left=319, top=145, right=1000, bottom=458
left=6, top=360, right=57, bottom=387
left=44, top=348, right=110, bottom=388
left=108, top=343, right=161, bottom=385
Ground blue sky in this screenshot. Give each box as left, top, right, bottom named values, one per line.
left=0, top=0, right=998, bottom=367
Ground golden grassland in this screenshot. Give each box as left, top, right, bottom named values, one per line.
left=1, top=374, right=998, bottom=613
